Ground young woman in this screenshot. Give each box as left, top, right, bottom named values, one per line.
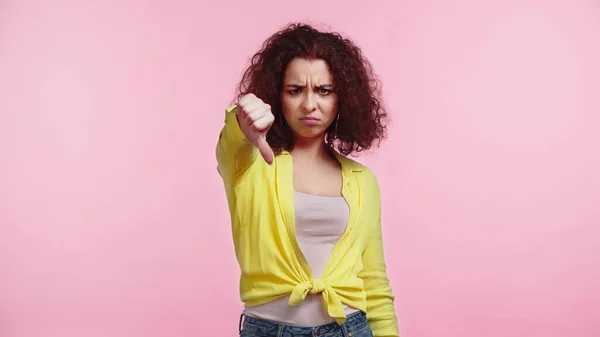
left=216, top=23, right=399, bottom=337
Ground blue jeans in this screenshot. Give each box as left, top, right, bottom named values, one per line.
left=239, top=311, right=373, bottom=337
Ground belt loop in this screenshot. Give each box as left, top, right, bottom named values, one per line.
left=276, top=323, right=284, bottom=337
left=239, top=313, right=245, bottom=334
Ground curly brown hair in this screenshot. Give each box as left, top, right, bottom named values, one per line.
left=235, top=23, right=388, bottom=156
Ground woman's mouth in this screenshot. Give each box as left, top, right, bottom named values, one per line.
left=299, top=116, right=320, bottom=126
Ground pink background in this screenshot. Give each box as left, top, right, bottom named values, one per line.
left=1, top=0, right=599, bottom=336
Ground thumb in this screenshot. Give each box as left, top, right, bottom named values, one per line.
left=255, top=136, right=274, bottom=165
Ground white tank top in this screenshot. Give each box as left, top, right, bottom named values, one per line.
left=243, top=191, right=359, bottom=326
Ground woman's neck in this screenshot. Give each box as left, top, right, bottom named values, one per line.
left=290, top=137, right=333, bottom=163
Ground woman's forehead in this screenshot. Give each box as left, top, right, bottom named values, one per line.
left=284, top=58, right=333, bottom=84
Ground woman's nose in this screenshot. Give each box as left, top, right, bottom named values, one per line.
left=302, top=93, right=317, bottom=112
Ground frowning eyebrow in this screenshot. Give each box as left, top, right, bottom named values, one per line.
left=284, top=84, right=334, bottom=88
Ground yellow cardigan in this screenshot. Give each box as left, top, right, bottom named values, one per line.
left=216, top=106, right=399, bottom=337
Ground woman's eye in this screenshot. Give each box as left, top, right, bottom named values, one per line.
left=289, top=89, right=301, bottom=95
left=317, top=88, right=331, bottom=95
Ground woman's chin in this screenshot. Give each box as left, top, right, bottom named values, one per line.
left=291, top=129, right=327, bottom=143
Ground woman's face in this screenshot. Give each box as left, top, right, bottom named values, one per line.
left=280, top=58, right=338, bottom=142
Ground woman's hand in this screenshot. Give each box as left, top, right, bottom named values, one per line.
left=236, top=93, right=275, bottom=165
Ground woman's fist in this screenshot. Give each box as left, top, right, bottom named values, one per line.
left=236, top=94, right=275, bottom=165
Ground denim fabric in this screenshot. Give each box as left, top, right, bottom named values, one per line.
left=239, top=311, right=373, bottom=337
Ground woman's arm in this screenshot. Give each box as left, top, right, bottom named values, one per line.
left=215, top=105, right=259, bottom=184
left=359, top=178, right=400, bottom=337
left=216, top=94, right=275, bottom=184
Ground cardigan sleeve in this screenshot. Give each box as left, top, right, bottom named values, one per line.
left=215, top=105, right=259, bottom=184
left=358, top=175, right=400, bottom=337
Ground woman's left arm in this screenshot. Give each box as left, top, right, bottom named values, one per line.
left=358, top=176, right=400, bottom=337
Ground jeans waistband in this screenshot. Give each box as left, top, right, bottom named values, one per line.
left=239, top=311, right=368, bottom=336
